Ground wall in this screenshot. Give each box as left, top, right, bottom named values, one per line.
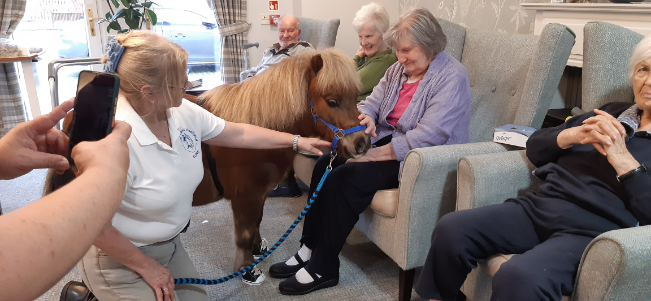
left=300, top=0, right=399, bottom=57
left=246, top=0, right=399, bottom=64
left=399, top=0, right=548, bottom=35
left=246, top=0, right=297, bottom=65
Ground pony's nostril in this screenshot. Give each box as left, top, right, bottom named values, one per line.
left=355, top=138, right=368, bottom=154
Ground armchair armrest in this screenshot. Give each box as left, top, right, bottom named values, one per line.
left=394, top=142, right=510, bottom=269
left=574, top=225, right=651, bottom=301
left=457, top=150, right=542, bottom=210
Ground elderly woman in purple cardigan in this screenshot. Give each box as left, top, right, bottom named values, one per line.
left=270, top=8, right=472, bottom=295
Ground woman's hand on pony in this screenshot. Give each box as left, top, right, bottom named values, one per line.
left=0, top=99, right=73, bottom=180
left=358, top=110, right=377, bottom=138
left=296, top=137, right=331, bottom=156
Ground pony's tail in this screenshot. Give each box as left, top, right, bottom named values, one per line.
left=43, top=168, right=76, bottom=196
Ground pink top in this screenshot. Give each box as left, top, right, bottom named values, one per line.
left=386, top=80, right=419, bottom=127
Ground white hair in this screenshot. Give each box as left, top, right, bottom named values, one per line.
left=629, top=35, right=651, bottom=82
left=352, top=2, right=390, bottom=34
left=384, top=8, right=447, bottom=59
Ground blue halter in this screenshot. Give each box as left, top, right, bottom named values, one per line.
left=308, top=98, right=367, bottom=152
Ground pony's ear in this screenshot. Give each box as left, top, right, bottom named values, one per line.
left=310, top=54, right=324, bottom=75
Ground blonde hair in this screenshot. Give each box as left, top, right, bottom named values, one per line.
left=102, top=30, right=188, bottom=115
left=200, top=48, right=361, bottom=131
left=629, top=35, right=651, bottom=83
left=384, top=8, right=447, bottom=59
left=352, top=3, right=390, bottom=35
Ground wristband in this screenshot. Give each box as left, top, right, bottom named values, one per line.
left=616, top=164, right=647, bottom=182
left=292, top=135, right=300, bottom=151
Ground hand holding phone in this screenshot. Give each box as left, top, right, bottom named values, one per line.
left=67, top=71, right=120, bottom=166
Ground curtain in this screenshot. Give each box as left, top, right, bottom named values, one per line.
left=0, top=0, right=27, bottom=137
left=206, top=0, right=250, bottom=84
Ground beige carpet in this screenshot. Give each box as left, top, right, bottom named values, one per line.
left=0, top=169, right=426, bottom=301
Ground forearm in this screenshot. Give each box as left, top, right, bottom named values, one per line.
left=371, top=144, right=397, bottom=161
left=93, top=225, right=154, bottom=275
left=206, top=122, right=294, bottom=149
left=0, top=169, right=126, bottom=301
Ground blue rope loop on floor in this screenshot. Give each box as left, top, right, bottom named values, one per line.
left=174, top=160, right=334, bottom=285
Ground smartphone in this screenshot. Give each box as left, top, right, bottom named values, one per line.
left=67, top=70, right=120, bottom=166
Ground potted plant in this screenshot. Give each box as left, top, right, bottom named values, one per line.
left=99, top=0, right=158, bottom=33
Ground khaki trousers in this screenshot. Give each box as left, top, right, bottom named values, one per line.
left=78, top=235, right=208, bottom=301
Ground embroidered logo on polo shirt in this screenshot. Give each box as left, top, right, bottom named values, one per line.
left=179, top=128, right=200, bottom=158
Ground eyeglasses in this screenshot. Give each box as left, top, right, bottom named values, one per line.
left=169, top=79, right=193, bottom=93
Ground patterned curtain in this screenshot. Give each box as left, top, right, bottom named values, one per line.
left=0, top=0, right=27, bottom=137
left=206, top=0, right=250, bottom=84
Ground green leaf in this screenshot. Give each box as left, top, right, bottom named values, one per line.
left=143, top=1, right=153, bottom=8
left=120, top=0, right=130, bottom=8
left=146, top=9, right=157, bottom=26
left=110, top=9, right=126, bottom=21
left=125, top=14, right=141, bottom=29
left=111, top=0, right=120, bottom=8
left=105, top=12, right=111, bottom=19
left=108, top=21, right=122, bottom=33
left=118, top=29, right=130, bottom=33
left=131, top=9, right=143, bottom=17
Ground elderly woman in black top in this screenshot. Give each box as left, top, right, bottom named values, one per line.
left=415, top=34, right=651, bottom=301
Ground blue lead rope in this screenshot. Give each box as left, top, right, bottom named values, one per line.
left=174, top=154, right=335, bottom=285
left=174, top=99, right=365, bottom=285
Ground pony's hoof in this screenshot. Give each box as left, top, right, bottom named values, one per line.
left=242, top=266, right=266, bottom=285
left=253, top=238, right=270, bottom=260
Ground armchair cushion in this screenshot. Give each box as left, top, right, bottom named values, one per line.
left=297, top=17, right=340, bottom=49
left=582, top=22, right=643, bottom=111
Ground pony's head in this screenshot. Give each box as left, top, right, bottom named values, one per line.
left=199, top=48, right=370, bottom=158
left=306, top=48, right=370, bottom=158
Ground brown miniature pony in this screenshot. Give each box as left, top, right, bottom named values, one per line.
left=44, top=48, right=370, bottom=274
left=194, top=48, right=370, bottom=271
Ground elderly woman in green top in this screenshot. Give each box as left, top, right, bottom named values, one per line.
left=353, top=2, right=397, bottom=102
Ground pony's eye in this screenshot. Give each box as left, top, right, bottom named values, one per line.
left=327, top=99, right=339, bottom=107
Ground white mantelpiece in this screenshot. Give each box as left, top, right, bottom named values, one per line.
left=521, top=3, right=651, bottom=67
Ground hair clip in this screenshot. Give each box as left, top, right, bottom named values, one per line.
left=104, top=36, right=125, bottom=74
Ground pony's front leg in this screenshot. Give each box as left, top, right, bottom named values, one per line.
left=230, top=192, right=266, bottom=283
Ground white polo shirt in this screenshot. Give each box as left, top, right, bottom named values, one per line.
left=113, top=97, right=225, bottom=246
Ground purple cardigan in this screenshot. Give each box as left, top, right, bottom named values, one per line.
left=357, top=51, right=471, bottom=167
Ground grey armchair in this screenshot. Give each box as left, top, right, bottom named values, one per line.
left=457, top=150, right=651, bottom=301
left=297, top=17, right=340, bottom=49
left=351, top=20, right=575, bottom=301
left=457, top=22, right=647, bottom=301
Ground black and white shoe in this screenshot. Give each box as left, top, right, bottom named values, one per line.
left=252, top=238, right=269, bottom=260
left=278, top=267, right=338, bottom=295
left=242, top=266, right=266, bottom=285
left=269, top=252, right=308, bottom=278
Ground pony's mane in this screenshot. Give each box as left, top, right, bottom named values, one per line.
left=200, top=48, right=361, bottom=131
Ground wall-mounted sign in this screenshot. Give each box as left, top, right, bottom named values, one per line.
left=269, top=1, right=279, bottom=11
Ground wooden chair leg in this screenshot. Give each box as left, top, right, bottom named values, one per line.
left=399, top=268, right=416, bottom=301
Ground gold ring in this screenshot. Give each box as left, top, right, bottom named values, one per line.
left=162, top=288, right=169, bottom=291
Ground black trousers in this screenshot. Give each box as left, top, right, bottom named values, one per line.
left=300, top=154, right=400, bottom=279
left=414, top=201, right=594, bottom=301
